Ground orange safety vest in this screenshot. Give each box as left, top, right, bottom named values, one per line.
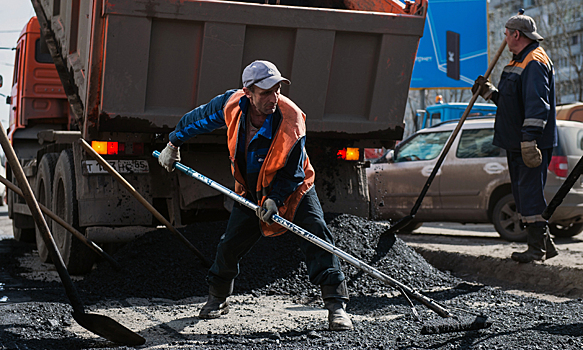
left=223, top=90, right=315, bottom=237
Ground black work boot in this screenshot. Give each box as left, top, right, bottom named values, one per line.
left=199, top=283, right=232, bottom=319
left=511, top=225, right=546, bottom=263
left=199, top=294, right=229, bottom=319
left=321, top=281, right=353, bottom=331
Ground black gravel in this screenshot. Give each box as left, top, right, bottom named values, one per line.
left=1, top=214, right=583, bottom=349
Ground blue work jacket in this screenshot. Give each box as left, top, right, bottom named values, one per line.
left=168, top=90, right=305, bottom=206
left=491, top=41, right=557, bottom=151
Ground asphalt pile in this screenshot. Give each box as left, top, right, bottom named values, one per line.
left=78, top=214, right=459, bottom=302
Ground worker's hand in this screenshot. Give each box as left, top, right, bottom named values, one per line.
left=256, top=198, right=278, bottom=225
left=158, top=142, right=181, bottom=172
left=471, top=75, right=497, bottom=100
left=521, top=141, right=542, bottom=168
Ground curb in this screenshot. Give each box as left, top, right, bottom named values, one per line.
left=410, top=246, right=583, bottom=298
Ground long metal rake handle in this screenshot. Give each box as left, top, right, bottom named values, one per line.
left=153, top=151, right=452, bottom=318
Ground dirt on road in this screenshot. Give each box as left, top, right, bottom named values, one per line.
left=1, top=214, right=582, bottom=349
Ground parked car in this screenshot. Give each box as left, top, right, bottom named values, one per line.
left=556, top=102, right=583, bottom=123
left=367, top=117, right=583, bottom=241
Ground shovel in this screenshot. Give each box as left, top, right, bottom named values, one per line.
left=0, top=123, right=145, bottom=346
left=154, top=151, right=492, bottom=334
left=386, top=9, right=524, bottom=235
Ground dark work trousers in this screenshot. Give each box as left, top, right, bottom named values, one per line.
left=507, top=148, right=553, bottom=226
left=206, top=187, right=345, bottom=297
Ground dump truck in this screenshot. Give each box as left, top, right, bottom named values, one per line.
left=7, top=0, right=427, bottom=274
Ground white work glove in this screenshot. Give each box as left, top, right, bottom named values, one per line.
left=256, top=198, right=278, bottom=225
left=521, top=140, right=542, bottom=168
left=158, top=142, right=180, bottom=172
left=471, top=75, right=497, bottom=100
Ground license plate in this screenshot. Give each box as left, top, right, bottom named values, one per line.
left=82, top=160, right=149, bottom=174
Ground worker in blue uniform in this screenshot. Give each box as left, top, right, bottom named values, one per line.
left=473, top=14, right=558, bottom=263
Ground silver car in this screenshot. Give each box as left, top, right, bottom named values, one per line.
left=367, top=117, right=583, bottom=241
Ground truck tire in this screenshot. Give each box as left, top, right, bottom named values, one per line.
left=12, top=218, right=35, bottom=243
left=7, top=162, right=36, bottom=242
left=52, top=149, right=95, bottom=275
left=34, top=153, right=60, bottom=263
left=492, top=193, right=527, bottom=242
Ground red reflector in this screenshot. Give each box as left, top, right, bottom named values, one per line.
left=548, top=156, right=568, bottom=177
left=133, top=143, right=144, bottom=155
left=118, top=142, right=125, bottom=154
left=107, top=142, right=118, bottom=155
left=337, top=149, right=347, bottom=160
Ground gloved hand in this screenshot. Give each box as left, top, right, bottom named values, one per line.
left=158, top=142, right=181, bottom=172
left=256, top=198, right=278, bottom=225
left=471, top=75, right=497, bottom=100
left=521, top=140, right=542, bottom=168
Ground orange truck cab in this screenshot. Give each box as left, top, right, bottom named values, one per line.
left=9, top=17, right=70, bottom=159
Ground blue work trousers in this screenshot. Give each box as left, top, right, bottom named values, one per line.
left=207, top=187, right=345, bottom=297
left=507, top=148, right=552, bottom=224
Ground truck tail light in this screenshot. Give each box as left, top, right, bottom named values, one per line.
left=91, top=141, right=144, bottom=155
left=91, top=141, right=108, bottom=155
left=107, top=142, right=118, bottom=155
left=337, top=147, right=360, bottom=161
left=548, top=155, right=568, bottom=177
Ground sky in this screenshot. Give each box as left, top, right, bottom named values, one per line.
left=0, top=0, right=36, bottom=128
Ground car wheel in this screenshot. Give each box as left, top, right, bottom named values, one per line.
left=492, top=194, right=527, bottom=242
left=548, top=222, right=583, bottom=238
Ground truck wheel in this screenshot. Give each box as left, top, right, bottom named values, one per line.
left=549, top=222, right=583, bottom=238
left=12, top=217, right=35, bottom=243
left=52, top=149, right=95, bottom=275
left=8, top=162, right=36, bottom=242
left=34, top=153, right=60, bottom=263
left=492, top=193, right=527, bottom=242
left=6, top=162, right=14, bottom=219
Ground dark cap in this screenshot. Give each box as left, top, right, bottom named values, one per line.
left=505, top=15, right=543, bottom=42
left=242, top=60, right=291, bottom=89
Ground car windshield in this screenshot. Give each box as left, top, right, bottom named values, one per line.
left=395, top=131, right=451, bottom=162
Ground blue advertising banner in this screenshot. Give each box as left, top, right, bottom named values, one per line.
left=410, top=0, right=488, bottom=89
